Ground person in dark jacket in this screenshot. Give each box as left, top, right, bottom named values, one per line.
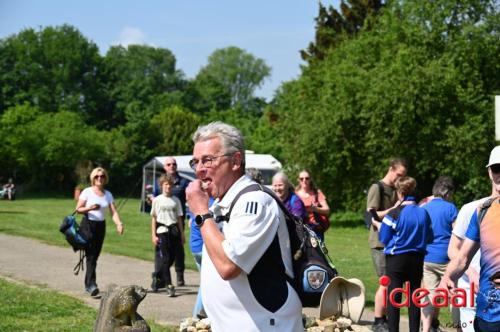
left=372, top=176, right=433, bottom=332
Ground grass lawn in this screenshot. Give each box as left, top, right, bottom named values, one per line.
left=0, top=277, right=175, bottom=332
left=0, top=197, right=454, bottom=326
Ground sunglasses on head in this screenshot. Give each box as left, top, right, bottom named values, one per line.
left=491, top=164, right=500, bottom=173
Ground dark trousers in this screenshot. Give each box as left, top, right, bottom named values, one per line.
left=386, top=252, right=424, bottom=332
left=155, top=229, right=180, bottom=286
left=474, top=316, right=500, bottom=332
left=174, top=237, right=185, bottom=278
left=84, top=220, right=106, bottom=289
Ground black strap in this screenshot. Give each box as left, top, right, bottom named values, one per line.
left=73, top=250, right=85, bottom=275
left=478, top=197, right=496, bottom=225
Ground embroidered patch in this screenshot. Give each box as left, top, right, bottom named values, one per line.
left=244, top=201, right=259, bottom=215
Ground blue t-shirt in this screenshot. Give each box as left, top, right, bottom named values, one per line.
left=189, top=197, right=215, bottom=254
left=423, top=198, right=458, bottom=263
left=466, top=203, right=500, bottom=323
left=380, top=197, right=433, bottom=256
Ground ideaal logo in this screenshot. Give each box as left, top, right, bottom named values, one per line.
left=379, top=275, right=475, bottom=309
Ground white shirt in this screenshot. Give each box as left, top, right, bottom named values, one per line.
left=79, top=187, right=114, bottom=221
left=201, top=175, right=302, bottom=332
left=150, top=194, right=183, bottom=233
left=453, top=197, right=486, bottom=287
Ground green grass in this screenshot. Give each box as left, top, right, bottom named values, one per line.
left=0, top=277, right=175, bottom=332
left=0, top=198, right=453, bottom=325
left=0, top=197, right=197, bottom=270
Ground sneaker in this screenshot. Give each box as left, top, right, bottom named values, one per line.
left=167, top=285, right=176, bottom=297
left=371, top=322, right=388, bottom=332
left=86, top=285, right=100, bottom=298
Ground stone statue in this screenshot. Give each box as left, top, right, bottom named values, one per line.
left=94, top=284, right=150, bottom=332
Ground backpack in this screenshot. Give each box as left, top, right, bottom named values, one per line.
left=363, top=181, right=384, bottom=229
left=222, top=183, right=338, bottom=307
left=59, top=212, right=90, bottom=275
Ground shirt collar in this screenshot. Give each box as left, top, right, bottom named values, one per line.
left=216, top=175, right=254, bottom=210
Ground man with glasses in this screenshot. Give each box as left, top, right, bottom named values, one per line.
left=154, top=156, right=190, bottom=287
left=186, top=122, right=303, bottom=331
left=440, top=146, right=500, bottom=332
left=366, top=158, right=407, bottom=332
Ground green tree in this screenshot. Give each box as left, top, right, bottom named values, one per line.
left=0, top=25, right=109, bottom=127
left=301, top=0, right=383, bottom=63
left=272, top=0, right=499, bottom=211
left=194, top=47, right=271, bottom=112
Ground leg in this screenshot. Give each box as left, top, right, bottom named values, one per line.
left=159, top=232, right=172, bottom=287
left=421, top=263, right=435, bottom=332
left=386, top=254, right=405, bottom=332
left=371, top=248, right=388, bottom=331
left=174, top=226, right=185, bottom=286
left=407, top=253, right=424, bottom=332
left=85, top=221, right=106, bottom=292
left=192, top=251, right=205, bottom=318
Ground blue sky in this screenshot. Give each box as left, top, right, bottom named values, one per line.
left=0, top=0, right=339, bottom=101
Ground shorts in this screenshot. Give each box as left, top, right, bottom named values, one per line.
left=371, top=248, right=386, bottom=277
left=422, top=262, right=447, bottom=290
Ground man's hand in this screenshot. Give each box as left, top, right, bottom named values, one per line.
left=438, top=275, right=456, bottom=292
left=186, top=180, right=210, bottom=215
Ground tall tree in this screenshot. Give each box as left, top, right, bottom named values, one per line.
left=193, top=46, right=271, bottom=112
left=301, top=0, right=383, bottom=63
left=273, top=0, right=499, bottom=210
left=0, top=25, right=109, bottom=127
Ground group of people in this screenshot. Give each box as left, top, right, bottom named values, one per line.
left=367, top=150, right=500, bottom=332
left=71, top=121, right=500, bottom=332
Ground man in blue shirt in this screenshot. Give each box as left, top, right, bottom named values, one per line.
left=421, top=176, right=457, bottom=332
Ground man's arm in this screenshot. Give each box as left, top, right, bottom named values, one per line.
left=186, top=180, right=241, bottom=280
left=440, top=238, right=480, bottom=289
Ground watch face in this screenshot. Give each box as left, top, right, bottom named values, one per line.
left=195, top=215, right=203, bottom=226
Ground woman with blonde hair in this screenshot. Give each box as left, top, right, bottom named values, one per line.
left=75, top=167, right=124, bottom=297
left=295, top=169, right=330, bottom=241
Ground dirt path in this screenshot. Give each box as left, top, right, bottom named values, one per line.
left=0, top=233, right=391, bottom=330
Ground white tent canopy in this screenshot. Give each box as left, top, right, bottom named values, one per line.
left=141, top=152, right=282, bottom=211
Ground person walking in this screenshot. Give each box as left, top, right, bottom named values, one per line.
left=366, top=158, right=407, bottom=332
left=186, top=121, right=303, bottom=331
left=372, top=176, right=433, bottom=332
left=75, top=167, right=124, bottom=297
left=150, top=174, right=185, bottom=297
left=295, top=169, right=330, bottom=241
left=155, top=156, right=190, bottom=286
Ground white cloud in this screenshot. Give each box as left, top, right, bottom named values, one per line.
left=114, top=27, right=147, bottom=47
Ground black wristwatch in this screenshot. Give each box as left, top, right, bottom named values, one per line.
left=195, top=212, right=214, bottom=227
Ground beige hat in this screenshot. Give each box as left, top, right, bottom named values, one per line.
left=319, top=276, right=365, bottom=323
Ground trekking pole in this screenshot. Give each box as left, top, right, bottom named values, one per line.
left=115, top=176, right=143, bottom=212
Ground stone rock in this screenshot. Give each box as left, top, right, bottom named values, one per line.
left=94, top=284, right=150, bottom=332
left=336, top=317, right=352, bottom=329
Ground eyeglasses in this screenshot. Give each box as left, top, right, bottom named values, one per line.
left=94, top=175, right=106, bottom=179
left=490, top=164, right=500, bottom=174
left=165, top=163, right=177, bottom=166
left=189, top=154, right=231, bottom=170
left=299, top=177, right=310, bottom=181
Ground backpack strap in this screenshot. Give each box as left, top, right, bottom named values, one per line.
left=477, top=197, right=496, bottom=225
left=377, top=181, right=385, bottom=211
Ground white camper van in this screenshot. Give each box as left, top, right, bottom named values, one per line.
left=141, top=152, right=282, bottom=211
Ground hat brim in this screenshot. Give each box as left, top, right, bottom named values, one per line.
left=319, top=276, right=365, bottom=323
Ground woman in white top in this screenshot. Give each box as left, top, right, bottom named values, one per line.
left=75, top=167, right=124, bottom=297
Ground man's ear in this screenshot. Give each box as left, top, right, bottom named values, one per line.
left=231, top=151, right=243, bottom=171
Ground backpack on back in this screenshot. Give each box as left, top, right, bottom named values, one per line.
left=223, top=183, right=338, bottom=307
